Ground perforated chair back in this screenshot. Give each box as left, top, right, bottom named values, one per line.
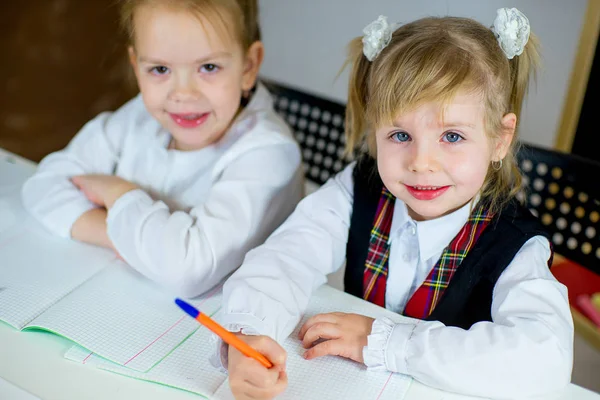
left=517, top=144, right=600, bottom=273
left=264, top=80, right=349, bottom=185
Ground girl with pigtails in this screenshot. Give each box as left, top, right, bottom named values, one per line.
left=219, top=8, right=573, bottom=400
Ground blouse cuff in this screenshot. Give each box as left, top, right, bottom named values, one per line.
left=107, top=188, right=153, bottom=221
left=363, top=317, right=395, bottom=371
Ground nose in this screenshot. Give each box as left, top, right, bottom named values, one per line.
left=407, top=142, right=439, bottom=173
left=170, top=72, right=201, bottom=103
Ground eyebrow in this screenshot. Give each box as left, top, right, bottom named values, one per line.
left=138, top=52, right=232, bottom=64
left=443, top=122, right=477, bottom=130
left=391, top=121, right=477, bottom=130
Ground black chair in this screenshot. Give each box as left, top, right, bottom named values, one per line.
left=264, top=80, right=350, bottom=186
left=517, top=144, right=600, bottom=274
left=263, top=79, right=600, bottom=275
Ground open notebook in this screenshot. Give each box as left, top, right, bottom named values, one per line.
left=65, top=285, right=412, bottom=400
left=0, top=189, right=222, bottom=373
left=1, top=152, right=411, bottom=399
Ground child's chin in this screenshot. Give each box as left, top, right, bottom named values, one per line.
left=405, top=203, right=448, bottom=221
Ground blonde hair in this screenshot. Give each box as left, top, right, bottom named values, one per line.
left=119, top=0, right=261, bottom=51
left=345, top=16, right=540, bottom=215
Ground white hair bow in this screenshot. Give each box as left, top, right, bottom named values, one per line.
left=362, top=15, right=393, bottom=61
left=491, top=7, right=531, bottom=59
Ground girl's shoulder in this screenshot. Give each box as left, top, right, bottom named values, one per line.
left=98, top=93, right=164, bottom=144
left=221, top=85, right=300, bottom=157
left=110, top=93, right=159, bottom=130
left=242, top=83, right=296, bottom=142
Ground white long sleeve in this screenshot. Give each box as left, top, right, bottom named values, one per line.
left=106, top=140, right=302, bottom=298
left=364, top=235, right=573, bottom=399
left=20, top=104, right=130, bottom=237
left=21, top=84, right=304, bottom=298
left=220, top=163, right=573, bottom=398
left=220, top=164, right=354, bottom=341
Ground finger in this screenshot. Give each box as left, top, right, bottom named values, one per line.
left=242, top=370, right=288, bottom=399
left=70, top=176, right=84, bottom=187
left=298, top=313, right=343, bottom=339
left=248, top=336, right=287, bottom=367
left=240, top=358, right=281, bottom=389
left=230, top=379, right=258, bottom=400
left=301, top=322, right=341, bottom=349
left=303, top=338, right=349, bottom=360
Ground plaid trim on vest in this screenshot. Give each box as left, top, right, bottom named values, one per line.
left=362, top=187, right=494, bottom=318
left=362, top=187, right=395, bottom=306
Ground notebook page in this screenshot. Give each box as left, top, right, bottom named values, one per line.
left=0, top=149, right=35, bottom=196
left=0, top=192, right=114, bottom=329
left=65, top=319, right=228, bottom=397
left=30, top=263, right=223, bottom=372
left=0, top=187, right=25, bottom=236
left=66, top=284, right=411, bottom=400
left=213, top=285, right=412, bottom=400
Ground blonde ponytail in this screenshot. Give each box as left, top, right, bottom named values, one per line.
left=344, top=37, right=374, bottom=157
left=481, top=32, right=541, bottom=214
left=508, top=33, right=541, bottom=123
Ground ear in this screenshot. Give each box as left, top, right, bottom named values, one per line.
left=128, top=46, right=140, bottom=81
left=241, top=41, right=264, bottom=91
left=495, top=113, right=517, bottom=160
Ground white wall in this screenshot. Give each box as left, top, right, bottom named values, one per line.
left=258, top=0, right=587, bottom=149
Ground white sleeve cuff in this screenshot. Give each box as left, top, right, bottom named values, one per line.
left=363, top=317, right=395, bottom=371
left=209, top=338, right=231, bottom=374
left=107, top=188, right=153, bottom=220
left=59, top=201, right=98, bottom=238
left=363, top=317, right=418, bottom=375
left=105, top=188, right=155, bottom=263
left=219, top=312, right=277, bottom=341
left=209, top=323, right=263, bottom=373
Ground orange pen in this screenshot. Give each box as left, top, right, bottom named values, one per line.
left=175, top=298, right=273, bottom=368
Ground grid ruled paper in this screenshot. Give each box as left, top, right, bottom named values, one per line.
left=0, top=191, right=24, bottom=235
left=67, top=285, right=412, bottom=400
left=0, top=164, right=116, bottom=330
left=30, top=264, right=223, bottom=372
left=66, top=316, right=228, bottom=398
left=0, top=210, right=115, bottom=329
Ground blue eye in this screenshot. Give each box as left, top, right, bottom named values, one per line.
left=149, top=66, right=169, bottom=75
left=443, top=132, right=463, bottom=143
left=391, top=131, right=411, bottom=142
left=200, top=64, right=219, bottom=73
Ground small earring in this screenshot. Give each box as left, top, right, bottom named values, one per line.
left=492, top=159, right=503, bottom=171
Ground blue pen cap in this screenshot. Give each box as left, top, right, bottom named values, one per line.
left=175, top=298, right=200, bottom=319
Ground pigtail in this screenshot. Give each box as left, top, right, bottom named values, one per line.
left=118, top=0, right=137, bottom=44
left=344, top=37, right=373, bottom=157
left=508, top=33, right=541, bottom=123
left=493, top=32, right=541, bottom=209
left=237, top=0, right=261, bottom=46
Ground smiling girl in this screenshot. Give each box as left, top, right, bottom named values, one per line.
left=218, top=9, right=573, bottom=400
left=21, top=0, right=303, bottom=297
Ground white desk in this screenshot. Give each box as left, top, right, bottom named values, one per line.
left=1, top=148, right=598, bottom=400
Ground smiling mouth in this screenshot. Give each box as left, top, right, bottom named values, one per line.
left=169, top=112, right=209, bottom=128
left=405, top=185, right=450, bottom=200
left=411, top=186, right=443, bottom=190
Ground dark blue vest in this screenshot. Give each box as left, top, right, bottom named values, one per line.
left=345, top=156, right=552, bottom=329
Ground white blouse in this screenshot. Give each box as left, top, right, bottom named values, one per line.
left=21, top=83, right=304, bottom=297
left=220, top=162, right=574, bottom=399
